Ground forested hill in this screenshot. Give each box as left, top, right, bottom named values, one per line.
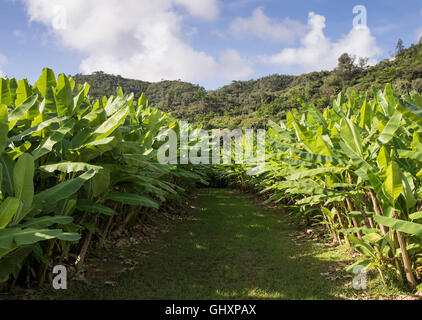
left=73, top=41, right=422, bottom=129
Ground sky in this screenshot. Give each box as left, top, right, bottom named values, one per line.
left=0, top=0, right=421, bottom=90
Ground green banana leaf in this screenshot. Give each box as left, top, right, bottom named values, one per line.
left=39, top=162, right=103, bottom=174
left=0, top=197, right=21, bottom=229
left=13, top=153, right=34, bottom=218
left=374, top=215, right=422, bottom=239
left=104, top=192, right=159, bottom=208
left=76, top=199, right=117, bottom=216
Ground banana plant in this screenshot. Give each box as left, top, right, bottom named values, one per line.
left=0, top=69, right=207, bottom=286
left=219, top=85, right=422, bottom=289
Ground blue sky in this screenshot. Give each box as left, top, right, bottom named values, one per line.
left=1, top=0, right=421, bottom=89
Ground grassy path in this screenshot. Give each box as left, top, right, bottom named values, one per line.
left=45, top=188, right=360, bottom=300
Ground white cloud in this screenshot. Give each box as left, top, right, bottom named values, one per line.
left=0, top=54, right=6, bottom=78
left=218, top=49, right=253, bottom=79
left=262, top=12, right=382, bottom=73
left=173, top=0, right=219, bottom=20
left=23, top=0, right=252, bottom=85
left=229, top=7, right=306, bottom=43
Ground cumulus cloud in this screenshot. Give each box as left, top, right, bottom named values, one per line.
left=262, top=12, right=382, bottom=73
left=173, top=0, right=219, bottom=20
left=218, top=49, right=253, bottom=79
left=23, top=0, right=252, bottom=85
left=229, top=7, right=306, bottom=43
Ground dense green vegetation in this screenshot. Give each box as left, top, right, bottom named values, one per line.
left=3, top=40, right=422, bottom=297
left=0, top=68, right=206, bottom=289
left=74, top=41, right=422, bottom=129
left=217, top=85, right=422, bottom=291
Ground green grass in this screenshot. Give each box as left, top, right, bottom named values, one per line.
left=35, top=188, right=407, bottom=300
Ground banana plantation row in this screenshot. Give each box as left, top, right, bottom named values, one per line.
left=0, top=68, right=422, bottom=292
left=0, top=68, right=207, bottom=288
left=220, top=85, right=422, bottom=291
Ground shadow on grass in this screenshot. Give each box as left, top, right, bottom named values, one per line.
left=43, top=188, right=353, bottom=300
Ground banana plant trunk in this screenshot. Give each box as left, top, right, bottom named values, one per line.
left=392, top=211, right=417, bottom=288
